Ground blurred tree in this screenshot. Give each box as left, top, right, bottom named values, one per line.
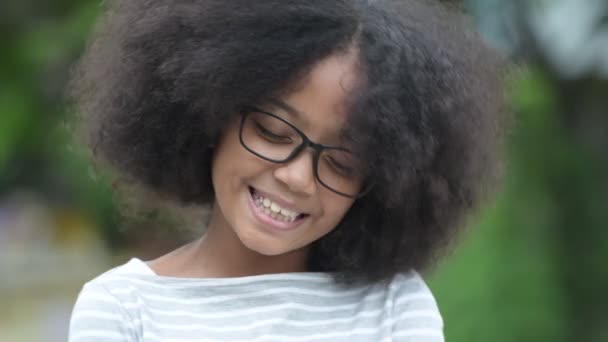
left=503, top=2, right=608, bottom=340
left=0, top=0, right=199, bottom=256
left=519, top=2, right=608, bottom=341
left=432, top=1, right=608, bottom=342
left=0, top=0, right=117, bottom=242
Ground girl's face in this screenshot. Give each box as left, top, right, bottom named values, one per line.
left=210, top=51, right=360, bottom=258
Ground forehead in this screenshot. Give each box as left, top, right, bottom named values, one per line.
left=272, top=51, right=360, bottom=144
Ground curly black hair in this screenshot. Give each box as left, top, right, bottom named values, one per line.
left=69, top=0, right=507, bottom=283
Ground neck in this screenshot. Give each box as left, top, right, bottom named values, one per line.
left=181, top=204, right=310, bottom=278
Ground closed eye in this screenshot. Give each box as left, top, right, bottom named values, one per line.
left=254, top=122, right=293, bottom=144
left=325, top=156, right=356, bottom=176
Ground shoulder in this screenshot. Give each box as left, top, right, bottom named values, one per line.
left=388, top=271, right=438, bottom=301
left=68, top=259, right=151, bottom=341
left=78, top=258, right=153, bottom=298
left=387, top=271, right=444, bottom=341
left=77, top=258, right=154, bottom=310
left=96, top=257, right=155, bottom=279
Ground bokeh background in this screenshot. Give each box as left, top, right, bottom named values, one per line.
left=1, top=0, right=606, bottom=341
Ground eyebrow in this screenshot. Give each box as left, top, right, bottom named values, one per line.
left=267, top=98, right=303, bottom=120
left=266, top=98, right=350, bottom=148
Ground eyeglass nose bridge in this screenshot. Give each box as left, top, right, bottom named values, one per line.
left=283, top=136, right=325, bottom=174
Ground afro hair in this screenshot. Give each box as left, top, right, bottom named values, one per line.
left=69, top=0, right=507, bottom=283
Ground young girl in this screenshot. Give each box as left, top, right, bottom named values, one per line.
left=68, top=0, right=505, bottom=341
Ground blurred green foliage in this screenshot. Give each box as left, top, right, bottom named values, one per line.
left=0, top=1, right=116, bottom=237
left=431, top=2, right=608, bottom=342
left=1, top=1, right=606, bottom=342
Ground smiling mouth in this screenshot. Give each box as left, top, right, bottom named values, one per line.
left=248, top=187, right=309, bottom=227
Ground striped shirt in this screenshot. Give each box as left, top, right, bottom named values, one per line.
left=69, top=258, right=444, bottom=341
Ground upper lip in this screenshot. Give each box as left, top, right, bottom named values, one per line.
left=251, top=187, right=307, bottom=214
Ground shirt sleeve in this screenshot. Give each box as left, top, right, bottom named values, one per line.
left=68, top=281, right=138, bottom=342
left=391, top=273, right=445, bottom=342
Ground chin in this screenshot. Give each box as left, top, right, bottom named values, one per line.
left=231, top=223, right=288, bottom=255
left=240, top=236, right=294, bottom=257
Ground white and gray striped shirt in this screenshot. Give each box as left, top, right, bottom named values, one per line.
left=69, top=258, right=444, bottom=341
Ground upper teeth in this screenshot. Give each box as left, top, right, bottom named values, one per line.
left=259, top=197, right=300, bottom=220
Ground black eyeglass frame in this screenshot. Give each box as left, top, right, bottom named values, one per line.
left=239, top=106, right=373, bottom=198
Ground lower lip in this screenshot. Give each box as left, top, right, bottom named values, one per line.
left=247, top=188, right=306, bottom=232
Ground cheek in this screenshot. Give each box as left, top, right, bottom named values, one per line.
left=212, top=128, right=263, bottom=186
left=318, top=194, right=355, bottom=231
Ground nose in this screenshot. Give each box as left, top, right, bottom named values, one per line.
left=273, top=149, right=317, bottom=196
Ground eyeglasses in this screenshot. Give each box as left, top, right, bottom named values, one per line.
left=239, top=106, right=372, bottom=198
